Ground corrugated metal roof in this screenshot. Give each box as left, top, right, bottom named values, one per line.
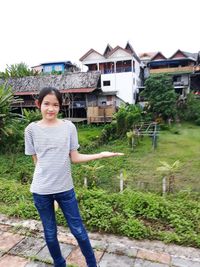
left=14, top=91, right=37, bottom=95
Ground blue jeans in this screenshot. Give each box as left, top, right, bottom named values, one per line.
left=33, top=189, right=97, bottom=267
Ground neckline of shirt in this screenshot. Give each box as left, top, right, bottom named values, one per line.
left=34, top=120, right=66, bottom=129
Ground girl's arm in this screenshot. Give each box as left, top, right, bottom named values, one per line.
left=32, top=154, right=37, bottom=165
left=70, top=150, right=124, bottom=164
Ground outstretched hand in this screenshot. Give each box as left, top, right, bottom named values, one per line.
left=100, top=151, right=124, bottom=158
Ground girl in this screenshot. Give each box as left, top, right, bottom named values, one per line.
left=25, top=87, right=124, bottom=267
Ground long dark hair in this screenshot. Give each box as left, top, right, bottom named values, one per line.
left=37, top=87, right=62, bottom=107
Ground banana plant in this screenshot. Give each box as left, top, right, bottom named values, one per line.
left=157, top=160, right=180, bottom=194
left=0, top=83, right=15, bottom=137
left=126, top=130, right=139, bottom=150
left=0, top=83, right=22, bottom=154
left=81, top=163, right=104, bottom=188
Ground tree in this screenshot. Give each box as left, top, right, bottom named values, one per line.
left=0, top=83, right=15, bottom=138
left=114, top=104, right=142, bottom=136
left=141, top=74, right=177, bottom=122
left=177, top=93, right=200, bottom=125
left=0, top=62, right=38, bottom=78
left=0, top=83, right=21, bottom=152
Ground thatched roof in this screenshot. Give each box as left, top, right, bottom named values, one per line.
left=0, top=71, right=101, bottom=94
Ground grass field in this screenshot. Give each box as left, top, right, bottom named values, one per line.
left=73, top=122, right=200, bottom=193
left=0, top=122, right=199, bottom=193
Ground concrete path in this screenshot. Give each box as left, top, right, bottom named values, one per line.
left=0, top=214, right=200, bottom=267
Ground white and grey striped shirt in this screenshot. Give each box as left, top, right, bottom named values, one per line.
left=25, top=120, right=79, bottom=194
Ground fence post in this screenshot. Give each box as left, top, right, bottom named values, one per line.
left=120, top=171, right=124, bottom=192
left=162, top=176, right=166, bottom=195
left=84, top=177, right=88, bottom=188
left=152, top=123, right=158, bottom=150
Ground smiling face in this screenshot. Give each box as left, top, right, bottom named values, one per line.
left=40, top=93, right=60, bottom=122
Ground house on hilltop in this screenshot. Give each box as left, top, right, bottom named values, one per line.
left=31, top=61, right=79, bottom=74
left=140, top=49, right=200, bottom=96
left=80, top=41, right=142, bottom=109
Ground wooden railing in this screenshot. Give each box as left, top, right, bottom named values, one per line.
left=150, top=66, right=194, bottom=74
left=88, top=116, right=112, bottom=123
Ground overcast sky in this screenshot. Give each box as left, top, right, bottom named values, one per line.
left=0, top=0, right=199, bottom=71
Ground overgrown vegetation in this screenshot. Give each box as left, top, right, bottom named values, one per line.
left=0, top=62, right=38, bottom=78
left=177, top=93, right=200, bottom=125
left=99, top=104, right=143, bottom=143
left=141, top=74, right=177, bottom=122
left=0, top=83, right=23, bottom=153
left=1, top=180, right=200, bottom=248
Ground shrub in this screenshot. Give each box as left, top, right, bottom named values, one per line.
left=1, top=181, right=200, bottom=247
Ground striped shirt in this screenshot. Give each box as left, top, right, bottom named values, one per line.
left=24, top=120, right=79, bottom=194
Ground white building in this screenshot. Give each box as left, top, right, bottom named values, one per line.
left=80, top=42, right=142, bottom=106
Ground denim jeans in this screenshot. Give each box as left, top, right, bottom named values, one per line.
left=33, top=188, right=97, bottom=267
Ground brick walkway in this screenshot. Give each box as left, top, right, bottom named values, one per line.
left=0, top=214, right=200, bottom=267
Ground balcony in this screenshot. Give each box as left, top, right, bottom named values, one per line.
left=173, top=81, right=187, bottom=87
left=150, top=66, right=194, bottom=74
left=116, top=66, right=132, bottom=73
left=101, top=69, right=114, bottom=74
left=101, top=66, right=133, bottom=74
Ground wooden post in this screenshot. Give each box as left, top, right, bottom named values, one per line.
left=120, top=171, right=124, bottom=192
left=84, top=177, right=88, bottom=188
left=162, top=176, right=166, bottom=195
left=152, top=123, right=157, bottom=150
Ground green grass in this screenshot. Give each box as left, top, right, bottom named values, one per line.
left=72, top=122, right=200, bottom=193
left=76, top=124, right=104, bottom=147
left=0, top=122, right=200, bottom=193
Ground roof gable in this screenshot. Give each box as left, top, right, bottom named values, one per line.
left=170, top=50, right=187, bottom=59
left=125, top=41, right=140, bottom=63
left=79, top=49, right=104, bottom=61
left=103, top=44, right=113, bottom=56
left=151, top=52, right=167, bottom=61
left=125, top=42, right=135, bottom=54
left=139, top=52, right=158, bottom=59
left=106, top=46, right=132, bottom=59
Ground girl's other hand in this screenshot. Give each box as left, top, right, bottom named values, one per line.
left=100, top=151, right=124, bottom=158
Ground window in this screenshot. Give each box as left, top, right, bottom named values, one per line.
left=173, top=76, right=181, bottom=82
left=44, top=66, right=52, bottom=72
left=54, top=65, right=62, bottom=71
left=103, top=80, right=111, bottom=86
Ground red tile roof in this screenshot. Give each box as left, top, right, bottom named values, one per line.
left=60, top=88, right=96, bottom=93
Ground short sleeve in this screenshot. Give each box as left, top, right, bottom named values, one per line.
left=69, top=122, right=80, bottom=151
left=24, top=124, right=36, bottom=155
